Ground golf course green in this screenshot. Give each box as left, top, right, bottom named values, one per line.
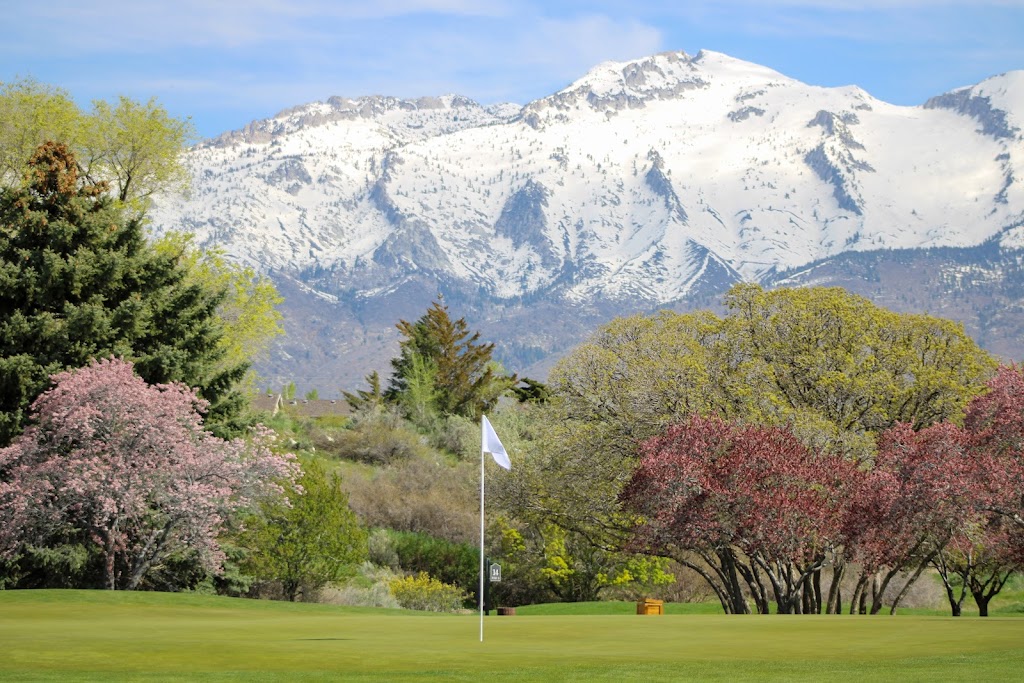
left=2, top=590, right=1024, bottom=681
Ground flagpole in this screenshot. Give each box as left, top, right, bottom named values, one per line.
left=479, top=435, right=485, bottom=643
left=479, top=415, right=509, bottom=644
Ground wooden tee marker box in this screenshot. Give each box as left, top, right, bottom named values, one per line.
left=637, top=599, right=664, bottom=615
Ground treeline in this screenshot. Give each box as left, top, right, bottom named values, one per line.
left=4, top=79, right=1024, bottom=616
left=490, top=285, right=1024, bottom=616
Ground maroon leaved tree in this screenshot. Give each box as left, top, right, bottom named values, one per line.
left=623, top=415, right=852, bottom=614
left=965, top=364, right=1024, bottom=528
left=843, top=421, right=975, bottom=614
left=934, top=364, right=1024, bottom=616
left=932, top=515, right=1023, bottom=617
left=0, top=357, right=299, bottom=590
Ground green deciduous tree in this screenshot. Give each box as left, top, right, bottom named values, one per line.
left=500, top=285, right=995, bottom=584
left=84, top=96, right=195, bottom=216
left=155, top=233, right=284, bottom=388
left=0, top=79, right=81, bottom=186
left=0, top=142, right=247, bottom=444
left=0, top=78, right=195, bottom=216
left=720, top=283, right=995, bottom=457
left=239, top=458, right=367, bottom=602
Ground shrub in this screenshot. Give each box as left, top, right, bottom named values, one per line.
left=388, top=530, right=478, bottom=601
left=329, top=412, right=429, bottom=465
left=367, top=529, right=400, bottom=570
left=389, top=572, right=468, bottom=612
left=345, top=457, right=478, bottom=543
left=321, top=581, right=401, bottom=609
left=315, top=562, right=401, bottom=609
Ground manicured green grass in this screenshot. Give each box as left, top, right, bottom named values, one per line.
left=514, top=600, right=723, bottom=615
left=4, top=590, right=1024, bottom=681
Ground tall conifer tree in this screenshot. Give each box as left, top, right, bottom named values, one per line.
left=388, top=298, right=514, bottom=419
left=0, top=141, right=246, bottom=443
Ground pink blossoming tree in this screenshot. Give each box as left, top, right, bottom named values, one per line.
left=0, top=357, right=298, bottom=590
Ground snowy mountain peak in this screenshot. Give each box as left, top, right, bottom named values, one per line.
left=152, top=49, right=1024, bottom=313
left=523, top=49, right=798, bottom=120
left=924, top=71, right=1024, bottom=140
left=147, top=50, right=1024, bottom=391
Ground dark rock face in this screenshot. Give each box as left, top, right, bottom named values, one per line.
left=495, top=180, right=561, bottom=270
left=803, top=146, right=864, bottom=215
left=925, top=91, right=1020, bottom=140
left=266, top=158, right=313, bottom=195
left=644, top=151, right=688, bottom=222
left=728, top=106, right=765, bottom=122
left=807, top=110, right=865, bottom=150
left=802, top=110, right=875, bottom=216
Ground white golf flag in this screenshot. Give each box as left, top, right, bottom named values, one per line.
left=481, top=415, right=511, bottom=470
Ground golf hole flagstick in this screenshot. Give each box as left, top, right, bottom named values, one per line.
left=480, top=415, right=510, bottom=642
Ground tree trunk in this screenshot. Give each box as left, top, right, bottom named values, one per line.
left=849, top=572, right=867, bottom=614
left=931, top=552, right=967, bottom=617
left=969, top=569, right=1013, bottom=618
left=126, top=523, right=174, bottom=591
left=888, top=551, right=938, bottom=615
left=805, top=571, right=821, bottom=614
left=720, top=549, right=751, bottom=614
left=105, top=532, right=117, bottom=591
left=736, top=557, right=770, bottom=614
left=826, top=561, right=845, bottom=614
left=682, top=553, right=736, bottom=615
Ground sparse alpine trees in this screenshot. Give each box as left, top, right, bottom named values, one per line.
left=0, top=358, right=299, bottom=590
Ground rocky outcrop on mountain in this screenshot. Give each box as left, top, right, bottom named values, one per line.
left=925, top=90, right=1019, bottom=140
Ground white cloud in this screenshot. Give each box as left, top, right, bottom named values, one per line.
left=519, top=15, right=664, bottom=75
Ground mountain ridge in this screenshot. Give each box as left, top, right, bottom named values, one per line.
left=149, top=49, right=1024, bottom=394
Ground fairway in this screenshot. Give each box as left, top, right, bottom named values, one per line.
left=3, top=591, right=1024, bottom=681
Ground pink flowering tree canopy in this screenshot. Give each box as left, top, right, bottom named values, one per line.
left=0, top=357, right=298, bottom=590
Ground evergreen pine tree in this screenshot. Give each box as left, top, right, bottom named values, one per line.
left=387, top=298, right=515, bottom=419
left=0, top=141, right=247, bottom=444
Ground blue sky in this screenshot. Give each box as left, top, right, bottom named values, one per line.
left=2, top=1, right=1023, bottom=139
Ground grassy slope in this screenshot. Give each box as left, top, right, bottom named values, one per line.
left=4, top=591, right=1024, bottom=681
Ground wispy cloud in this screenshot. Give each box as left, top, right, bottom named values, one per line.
left=3, top=0, right=1021, bottom=136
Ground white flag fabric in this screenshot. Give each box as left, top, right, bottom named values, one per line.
left=481, top=415, right=511, bottom=470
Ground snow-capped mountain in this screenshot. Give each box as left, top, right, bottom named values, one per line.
left=150, top=50, right=1024, bottom=393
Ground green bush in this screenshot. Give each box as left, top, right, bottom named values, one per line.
left=388, top=530, right=478, bottom=602
left=389, top=572, right=468, bottom=612
left=367, top=529, right=400, bottom=570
